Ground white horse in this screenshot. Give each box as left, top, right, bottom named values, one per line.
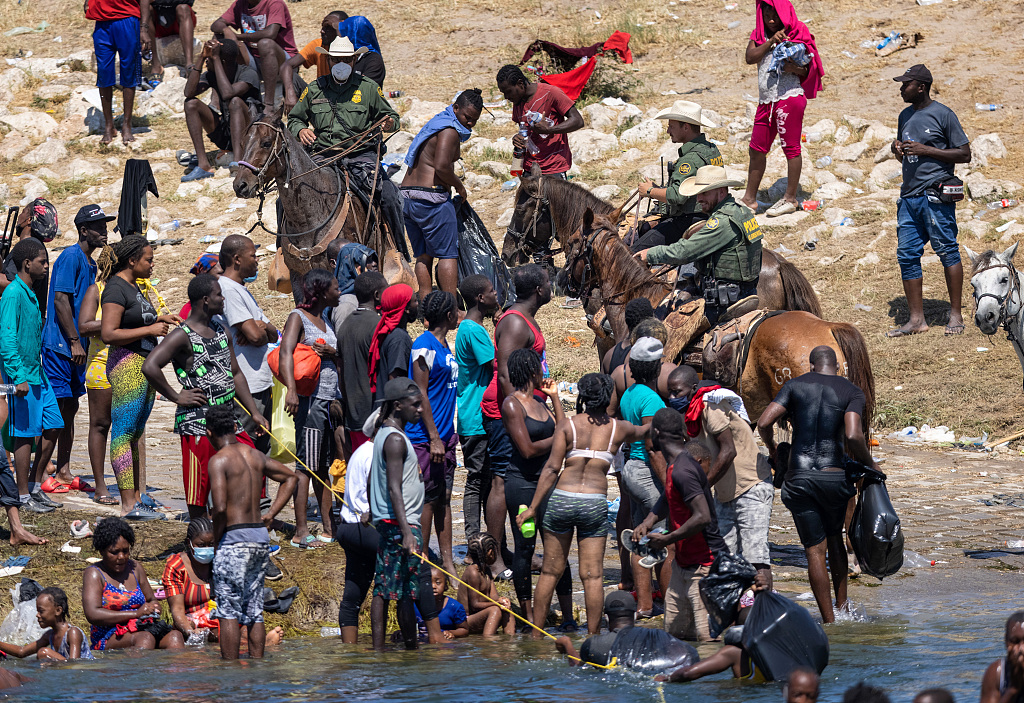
left=966, top=243, right=1024, bottom=386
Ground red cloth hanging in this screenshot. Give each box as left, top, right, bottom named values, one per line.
left=540, top=58, right=598, bottom=101
left=522, top=31, right=633, bottom=101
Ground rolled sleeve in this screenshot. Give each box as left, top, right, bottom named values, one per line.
left=646, top=221, right=723, bottom=266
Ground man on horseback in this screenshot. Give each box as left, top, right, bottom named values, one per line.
left=636, top=165, right=762, bottom=327
left=632, top=101, right=723, bottom=253
left=287, top=36, right=405, bottom=255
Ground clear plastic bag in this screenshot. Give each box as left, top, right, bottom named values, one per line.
left=0, top=583, right=47, bottom=645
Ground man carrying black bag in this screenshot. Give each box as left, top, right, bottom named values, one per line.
left=756, top=345, right=878, bottom=623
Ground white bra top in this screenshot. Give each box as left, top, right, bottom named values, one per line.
left=565, top=418, right=617, bottom=466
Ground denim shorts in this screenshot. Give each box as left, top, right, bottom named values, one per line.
left=621, top=458, right=665, bottom=530
left=896, top=194, right=960, bottom=280
left=484, top=417, right=512, bottom=478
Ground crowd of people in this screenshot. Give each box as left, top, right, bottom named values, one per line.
left=0, top=0, right=1001, bottom=695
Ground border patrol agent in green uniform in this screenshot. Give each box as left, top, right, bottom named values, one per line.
left=287, top=36, right=406, bottom=253
left=638, top=165, right=762, bottom=326
left=633, top=101, right=723, bottom=253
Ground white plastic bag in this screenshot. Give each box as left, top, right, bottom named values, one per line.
left=0, top=584, right=46, bottom=645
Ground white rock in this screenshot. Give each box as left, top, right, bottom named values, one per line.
left=176, top=181, right=205, bottom=198
left=20, top=177, right=49, bottom=201
left=745, top=102, right=757, bottom=120
left=811, top=169, right=838, bottom=186
left=99, top=178, right=123, bottom=201
left=813, top=181, right=855, bottom=201
left=833, top=125, right=851, bottom=145
left=869, top=161, right=903, bottom=187
left=584, top=104, right=617, bottom=132
left=567, top=129, right=618, bottom=163
left=962, top=220, right=989, bottom=240
left=22, top=138, right=68, bottom=165
left=17, top=58, right=65, bottom=77
left=844, top=115, right=870, bottom=130
left=702, top=109, right=725, bottom=129
left=496, top=207, right=515, bottom=228
left=728, top=117, right=754, bottom=134
left=832, top=141, right=869, bottom=162
left=400, top=99, right=446, bottom=132
left=855, top=251, right=880, bottom=269
left=659, top=140, right=681, bottom=162
left=34, top=84, right=73, bottom=100
left=999, top=222, right=1024, bottom=243
left=755, top=210, right=809, bottom=228
left=194, top=195, right=214, bottom=212
left=970, top=133, right=1007, bottom=169
left=465, top=173, right=495, bottom=190
left=639, top=164, right=662, bottom=180
left=807, top=118, right=836, bottom=137
left=0, top=68, right=27, bottom=95
left=151, top=163, right=171, bottom=173
left=389, top=131, right=414, bottom=154
left=800, top=223, right=830, bottom=247
left=0, top=132, right=31, bottom=161
left=591, top=184, right=622, bottom=201
left=0, top=112, right=59, bottom=140
left=206, top=177, right=234, bottom=194
left=832, top=164, right=863, bottom=181
left=821, top=207, right=850, bottom=226
left=59, top=86, right=104, bottom=137
left=617, top=104, right=644, bottom=127
left=863, top=122, right=896, bottom=144
left=0, top=183, right=9, bottom=204
left=619, top=119, right=663, bottom=146
left=874, top=144, right=895, bottom=163
left=34, top=167, right=60, bottom=180
left=622, top=147, right=644, bottom=162
left=477, top=160, right=510, bottom=180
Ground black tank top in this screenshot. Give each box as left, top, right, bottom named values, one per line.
left=510, top=410, right=556, bottom=482
left=607, top=342, right=631, bottom=375
left=772, top=372, right=866, bottom=476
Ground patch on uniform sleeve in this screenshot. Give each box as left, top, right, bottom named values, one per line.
left=678, top=162, right=692, bottom=175
left=709, top=156, right=723, bottom=167
left=352, top=89, right=362, bottom=104
left=299, top=87, right=308, bottom=102
left=742, top=217, right=763, bottom=243
left=707, top=216, right=720, bottom=229
left=378, top=86, right=385, bottom=99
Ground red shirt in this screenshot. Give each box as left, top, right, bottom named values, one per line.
left=85, top=0, right=139, bottom=22
left=481, top=309, right=546, bottom=419
left=219, top=0, right=297, bottom=56
left=666, top=454, right=726, bottom=568
left=512, top=83, right=575, bottom=175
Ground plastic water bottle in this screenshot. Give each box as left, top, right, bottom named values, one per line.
left=510, top=127, right=528, bottom=177
left=815, top=156, right=832, bottom=168
left=159, top=220, right=180, bottom=232
left=500, top=177, right=520, bottom=192
left=989, top=199, right=1019, bottom=209
left=837, top=217, right=854, bottom=227
left=976, top=103, right=1003, bottom=111
left=876, top=30, right=900, bottom=51
left=388, top=90, right=402, bottom=98
left=320, top=627, right=341, bottom=637
left=518, top=505, right=536, bottom=538
left=0, top=384, right=16, bottom=395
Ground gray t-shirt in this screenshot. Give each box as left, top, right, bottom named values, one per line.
left=897, top=100, right=969, bottom=198
left=369, top=425, right=424, bottom=525
left=218, top=276, right=273, bottom=393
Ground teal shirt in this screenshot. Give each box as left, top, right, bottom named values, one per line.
left=619, top=383, right=665, bottom=463
left=0, top=275, right=44, bottom=386
left=455, top=319, right=495, bottom=436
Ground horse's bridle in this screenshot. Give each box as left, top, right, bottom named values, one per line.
left=562, top=224, right=600, bottom=300
left=506, top=177, right=562, bottom=264
left=974, top=260, right=1023, bottom=333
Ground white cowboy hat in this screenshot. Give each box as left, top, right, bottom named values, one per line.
left=314, top=36, right=368, bottom=59
left=677, top=165, right=744, bottom=197
left=653, top=100, right=717, bottom=129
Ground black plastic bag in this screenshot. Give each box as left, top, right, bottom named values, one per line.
left=456, top=201, right=515, bottom=308
left=608, top=625, right=700, bottom=675
left=848, top=464, right=904, bottom=579
left=699, top=552, right=757, bottom=637
left=741, top=591, right=829, bottom=681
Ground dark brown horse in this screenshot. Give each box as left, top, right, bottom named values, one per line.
left=505, top=171, right=822, bottom=316
left=560, top=210, right=874, bottom=426
left=232, top=107, right=414, bottom=295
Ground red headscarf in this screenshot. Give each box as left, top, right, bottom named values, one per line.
left=750, top=0, right=824, bottom=100
left=685, top=385, right=722, bottom=437
left=367, top=284, right=414, bottom=394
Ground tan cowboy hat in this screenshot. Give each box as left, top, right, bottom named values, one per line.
left=677, top=165, right=744, bottom=197
left=653, top=100, right=716, bottom=129
left=314, top=36, right=368, bottom=58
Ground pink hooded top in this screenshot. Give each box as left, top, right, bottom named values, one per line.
left=750, top=0, right=824, bottom=100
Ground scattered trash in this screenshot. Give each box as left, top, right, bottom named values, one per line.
left=841, top=51, right=857, bottom=59
left=803, top=131, right=822, bottom=142
left=727, top=21, right=741, bottom=29
left=60, top=541, right=81, bottom=554
left=70, top=520, right=92, bottom=539
left=894, top=385, right=903, bottom=390
left=833, top=216, right=854, bottom=227
left=876, top=30, right=900, bottom=51
left=916, top=0, right=942, bottom=5
left=742, top=93, right=758, bottom=102
left=186, top=629, right=209, bottom=646
left=958, top=431, right=988, bottom=446
left=801, top=200, right=823, bottom=211
left=773, top=244, right=795, bottom=255
left=320, top=626, right=342, bottom=637
left=876, top=31, right=920, bottom=57
left=815, top=155, right=832, bottom=168
left=159, top=219, right=181, bottom=232
left=3, top=21, right=49, bottom=37
left=1007, top=540, right=1024, bottom=549
left=977, top=347, right=990, bottom=352
left=854, top=303, right=873, bottom=312
left=860, top=40, right=876, bottom=49
left=988, top=199, right=1018, bottom=209
left=902, top=551, right=932, bottom=569
left=976, top=103, right=1004, bottom=112
left=558, top=382, right=579, bottom=394
left=500, top=177, right=520, bottom=192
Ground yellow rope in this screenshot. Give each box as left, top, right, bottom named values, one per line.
left=137, top=278, right=170, bottom=315
left=414, top=552, right=617, bottom=671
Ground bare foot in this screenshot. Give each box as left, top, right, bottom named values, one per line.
left=885, top=323, right=928, bottom=338
left=10, top=528, right=47, bottom=546
left=265, top=626, right=284, bottom=646
left=101, top=126, right=116, bottom=145
left=121, top=125, right=136, bottom=145
left=738, top=196, right=759, bottom=213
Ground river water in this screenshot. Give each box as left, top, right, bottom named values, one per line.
left=4, top=567, right=1014, bottom=702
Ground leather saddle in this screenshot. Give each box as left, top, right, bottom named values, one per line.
left=701, top=308, right=782, bottom=389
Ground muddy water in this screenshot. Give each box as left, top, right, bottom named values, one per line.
left=4, top=566, right=1014, bottom=703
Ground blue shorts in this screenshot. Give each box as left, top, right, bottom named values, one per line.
left=8, top=382, right=64, bottom=438
left=403, top=192, right=458, bottom=259
left=896, top=194, right=960, bottom=281
left=93, top=16, right=141, bottom=89
left=42, top=348, right=86, bottom=399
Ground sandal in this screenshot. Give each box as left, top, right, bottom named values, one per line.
left=944, top=322, right=965, bottom=336
left=885, top=327, right=926, bottom=339
left=68, top=476, right=95, bottom=492
left=289, top=535, right=318, bottom=549
left=41, top=476, right=70, bottom=494
left=92, top=495, right=119, bottom=506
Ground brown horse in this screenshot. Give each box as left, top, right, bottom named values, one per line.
left=505, top=171, right=822, bottom=316
left=561, top=210, right=875, bottom=426
left=232, top=107, right=413, bottom=296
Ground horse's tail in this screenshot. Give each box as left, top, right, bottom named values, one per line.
left=831, top=322, right=875, bottom=432
left=776, top=255, right=823, bottom=318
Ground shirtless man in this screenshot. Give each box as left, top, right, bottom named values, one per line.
left=401, top=90, right=484, bottom=296
left=981, top=611, right=1024, bottom=703
left=206, top=404, right=297, bottom=660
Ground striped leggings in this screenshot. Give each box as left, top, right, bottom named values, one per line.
left=107, top=346, right=155, bottom=490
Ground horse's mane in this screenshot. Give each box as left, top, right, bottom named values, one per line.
left=589, top=214, right=671, bottom=302
left=969, top=250, right=1002, bottom=276
left=527, top=175, right=617, bottom=231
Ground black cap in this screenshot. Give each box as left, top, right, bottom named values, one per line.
left=893, top=64, right=932, bottom=85
left=382, top=377, right=420, bottom=402
left=604, top=591, right=637, bottom=617
left=74, top=204, right=116, bottom=227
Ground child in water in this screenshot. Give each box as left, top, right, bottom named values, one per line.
left=0, top=587, right=93, bottom=660
left=416, top=568, right=469, bottom=639
left=458, top=533, right=516, bottom=636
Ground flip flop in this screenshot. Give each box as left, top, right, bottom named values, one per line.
left=885, top=327, right=926, bottom=338
left=41, top=476, right=70, bottom=494
left=92, top=495, right=119, bottom=506
left=68, top=476, right=95, bottom=492
left=315, top=534, right=336, bottom=544
left=289, top=535, right=318, bottom=549
left=494, top=568, right=513, bottom=582
left=944, top=322, right=966, bottom=336
left=620, top=528, right=668, bottom=568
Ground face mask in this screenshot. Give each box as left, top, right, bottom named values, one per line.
left=191, top=543, right=215, bottom=564
left=668, top=396, right=689, bottom=412
left=244, top=274, right=258, bottom=283
left=331, top=62, right=352, bottom=83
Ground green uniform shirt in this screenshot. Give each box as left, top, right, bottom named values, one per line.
left=287, top=73, right=399, bottom=157
left=647, top=195, right=763, bottom=282
left=662, top=134, right=723, bottom=218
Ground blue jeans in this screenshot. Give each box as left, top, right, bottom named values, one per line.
left=896, top=194, right=960, bottom=280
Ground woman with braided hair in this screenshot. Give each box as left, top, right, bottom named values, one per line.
left=517, top=373, right=649, bottom=635
left=100, top=236, right=180, bottom=519
left=408, top=290, right=460, bottom=575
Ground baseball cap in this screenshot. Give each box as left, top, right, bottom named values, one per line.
left=22, top=199, right=59, bottom=242
left=74, top=204, right=116, bottom=227
left=630, top=337, right=665, bottom=362
left=893, top=64, right=932, bottom=85
left=382, top=377, right=420, bottom=402
left=604, top=591, right=637, bottom=617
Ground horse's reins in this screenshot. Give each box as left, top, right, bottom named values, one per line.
left=564, top=222, right=673, bottom=304
left=974, top=261, right=1023, bottom=338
